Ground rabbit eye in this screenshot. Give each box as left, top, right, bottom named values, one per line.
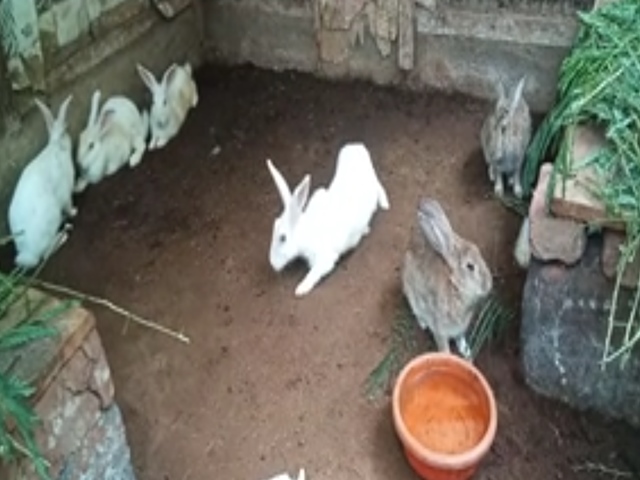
left=278, top=233, right=287, bottom=243
left=466, top=262, right=475, bottom=273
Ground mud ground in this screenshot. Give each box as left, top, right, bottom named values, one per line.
left=31, top=65, right=638, bottom=479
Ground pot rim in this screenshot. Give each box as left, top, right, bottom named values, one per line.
left=392, top=352, right=498, bottom=470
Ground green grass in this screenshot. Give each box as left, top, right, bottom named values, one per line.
left=522, top=0, right=640, bottom=366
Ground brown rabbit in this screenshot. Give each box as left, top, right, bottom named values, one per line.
left=480, top=76, right=532, bottom=198
left=401, top=198, right=493, bottom=359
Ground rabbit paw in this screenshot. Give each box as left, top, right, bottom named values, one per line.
left=129, top=149, right=145, bottom=168
left=295, top=260, right=336, bottom=297
left=295, top=279, right=314, bottom=297
left=493, top=179, right=504, bottom=197
left=513, top=181, right=524, bottom=199
left=65, top=205, right=78, bottom=218
left=74, top=178, right=88, bottom=193
left=456, top=336, right=472, bottom=360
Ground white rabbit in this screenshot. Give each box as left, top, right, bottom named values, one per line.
left=136, top=62, right=198, bottom=150
left=75, top=90, right=149, bottom=192
left=265, top=469, right=305, bottom=480
left=8, top=95, right=76, bottom=269
left=266, top=142, right=389, bottom=297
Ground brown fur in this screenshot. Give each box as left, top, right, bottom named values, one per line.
left=401, top=198, right=493, bottom=356
left=480, top=76, right=532, bottom=198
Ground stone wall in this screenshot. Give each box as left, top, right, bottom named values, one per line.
left=0, top=0, right=204, bottom=236
left=0, top=291, right=136, bottom=479
left=204, top=0, right=586, bottom=114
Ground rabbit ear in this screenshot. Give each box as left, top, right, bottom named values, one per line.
left=53, top=95, right=73, bottom=134
left=508, top=76, right=526, bottom=115
left=34, top=98, right=55, bottom=134
left=417, top=198, right=455, bottom=265
left=184, top=62, right=192, bottom=77
left=98, top=108, right=115, bottom=137
left=296, top=469, right=306, bottom=480
left=292, top=174, right=310, bottom=211
left=266, top=159, right=291, bottom=207
left=137, top=64, right=159, bottom=92
left=88, top=90, right=101, bottom=127
left=162, top=63, right=179, bottom=89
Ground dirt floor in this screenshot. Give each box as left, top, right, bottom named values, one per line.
left=26, top=65, right=639, bottom=479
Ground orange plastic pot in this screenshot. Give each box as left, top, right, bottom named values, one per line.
left=392, top=352, right=497, bottom=480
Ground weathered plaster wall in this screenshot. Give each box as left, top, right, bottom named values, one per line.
left=0, top=0, right=203, bottom=236
left=204, top=0, right=582, bottom=114
left=0, top=0, right=588, bottom=238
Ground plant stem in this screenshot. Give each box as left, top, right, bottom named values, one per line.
left=30, top=280, right=190, bottom=345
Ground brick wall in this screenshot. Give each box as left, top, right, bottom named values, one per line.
left=0, top=293, right=136, bottom=480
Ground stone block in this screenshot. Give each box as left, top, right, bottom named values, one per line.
left=530, top=215, right=586, bottom=265
left=521, top=237, right=640, bottom=427
left=550, top=124, right=625, bottom=231
left=528, top=163, right=587, bottom=266
left=601, top=230, right=640, bottom=289
left=0, top=291, right=136, bottom=480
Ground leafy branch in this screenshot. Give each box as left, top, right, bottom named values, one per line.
left=522, top=0, right=640, bottom=366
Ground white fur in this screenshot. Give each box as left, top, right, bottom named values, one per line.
left=265, top=469, right=305, bottom=480
left=266, top=142, right=389, bottom=297
left=136, top=62, right=198, bottom=150
left=8, top=95, right=76, bottom=269
left=75, top=90, right=149, bottom=192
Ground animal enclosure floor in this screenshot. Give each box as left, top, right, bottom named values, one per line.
left=34, top=65, right=636, bottom=479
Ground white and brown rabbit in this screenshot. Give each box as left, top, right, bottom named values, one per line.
left=75, top=90, right=149, bottom=192
left=8, top=95, right=76, bottom=269
left=480, top=76, right=532, bottom=198
left=266, top=142, right=389, bottom=297
left=136, top=62, right=198, bottom=150
left=401, top=198, right=493, bottom=359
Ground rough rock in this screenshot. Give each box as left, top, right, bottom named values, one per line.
left=530, top=216, right=587, bottom=265
left=521, top=236, right=640, bottom=428
left=601, top=230, right=640, bottom=289
left=528, top=162, right=587, bottom=265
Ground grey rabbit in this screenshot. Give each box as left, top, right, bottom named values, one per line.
left=401, top=198, right=493, bottom=359
left=480, top=76, right=532, bottom=198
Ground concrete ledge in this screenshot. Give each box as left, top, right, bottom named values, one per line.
left=204, top=0, right=579, bottom=112
left=415, top=6, right=578, bottom=47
